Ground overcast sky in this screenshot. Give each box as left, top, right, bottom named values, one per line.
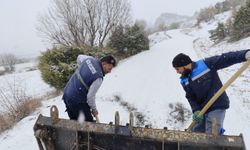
left=0, top=0, right=224, bottom=58
left=131, top=0, right=224, bottom=24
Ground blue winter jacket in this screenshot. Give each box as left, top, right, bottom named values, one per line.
left=63, top=57, right=104, bottom=104
left=180, top=50, right=249, bottom=113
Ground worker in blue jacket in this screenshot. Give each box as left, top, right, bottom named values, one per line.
left=172, top=50, right=250, bottom=133
left=63, top=55, right=116, bottom=122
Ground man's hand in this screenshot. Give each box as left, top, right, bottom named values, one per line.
left=245, top=51, right=250, bottom=60
left=92, top=110, right=98, bottom=117
left=193, top=111, right=203, bottom=124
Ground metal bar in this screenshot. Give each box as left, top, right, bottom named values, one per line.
left=34, top=115, right=245, bottom=149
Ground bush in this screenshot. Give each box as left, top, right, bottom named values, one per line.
left=196, top=0, right=246, bottom=25
left=0, top=78, right=61, bottom=133
left=168, top=22, right=181, bottom=30
left=0, top=113, right=15, bottom=133
left=107, top=24, right=149, bottom=57
left=0, top=79, right=39, bottom=133
left=0, top=97, right=42, bottom=133
left=39, top=46, right=113, bottom=90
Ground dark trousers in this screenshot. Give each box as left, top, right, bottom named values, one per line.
left=193, top=109, right=226, bottom=134
left=64, top=99, right=93, bottom=122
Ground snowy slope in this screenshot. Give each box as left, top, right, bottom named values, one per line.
left=1, top=14, right=250, bottom=150
left=97, top=29, right=198, bottom=129
left=0, top=62, right=54, bottom=111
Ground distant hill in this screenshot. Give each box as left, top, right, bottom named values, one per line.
left=154, top=12, right=191, bottom=27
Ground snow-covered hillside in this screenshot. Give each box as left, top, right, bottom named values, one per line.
left=1, top=11, right=250, bottom=149
left=0, top=62, right=54, bottom=111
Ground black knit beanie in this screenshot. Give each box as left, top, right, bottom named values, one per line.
left=100, top=55, right=117, bottom=66
left=172, top=53, right=192, bottom=67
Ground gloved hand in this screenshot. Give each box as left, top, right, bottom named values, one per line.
left=193, top=111, right=203, bottom=124
left=245, top=51, right=250, bottom=60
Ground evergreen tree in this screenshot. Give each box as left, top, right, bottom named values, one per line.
left=230, top=0, right=250, bottom=41
left=107, top=25, right=127, bottom=55
left=124, top=24, right=149, bottom=56
left=108, top=24, right=149, bottom=57
left=209, top=23, right=227, bottom=42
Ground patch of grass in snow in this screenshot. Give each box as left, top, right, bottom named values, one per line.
left=111, top=95, right=152, bottom=127
left=167, top=102, right=192, bottom=124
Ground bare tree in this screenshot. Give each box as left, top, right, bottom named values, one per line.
left=0, top=53, right=18, bottom=72
left=98, top=0, right=131, bottom=47
left=37, top=0, right=88, bottom=47
left=37, top=0, right=132, bottom=48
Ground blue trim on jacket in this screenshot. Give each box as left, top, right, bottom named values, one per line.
left=181, top=60, right=210, bottom=86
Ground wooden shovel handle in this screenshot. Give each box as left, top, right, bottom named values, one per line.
left=95, top=115, right=100, bottom=123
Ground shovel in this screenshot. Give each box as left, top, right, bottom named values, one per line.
left=187, top=60, right=250, bottom=131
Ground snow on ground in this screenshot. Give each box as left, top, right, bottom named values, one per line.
left=97, top=29, right=198, bottom=129
left=0, top=12, right=250, bottom=149
left=14, top=61, right=38, bottom=73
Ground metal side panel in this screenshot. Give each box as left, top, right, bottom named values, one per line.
left=33, top=115, right=245, bottom=150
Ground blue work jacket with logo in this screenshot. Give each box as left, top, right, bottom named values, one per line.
left=180, top=50, right=248, bottom=113
left=63, top=57, right=104, bottom=104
